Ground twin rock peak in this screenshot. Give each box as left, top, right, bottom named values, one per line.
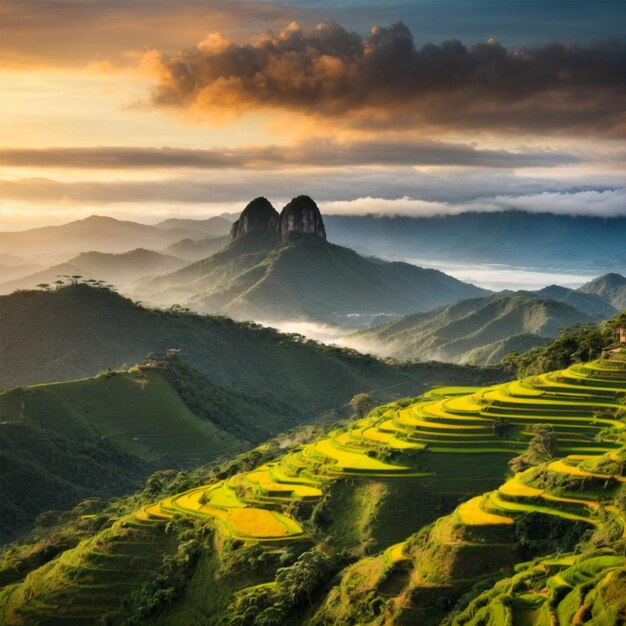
left=229, top=195, right=327, bottom=245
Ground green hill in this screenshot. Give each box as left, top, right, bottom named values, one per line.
left=0, top=248, right=187, bottom=294
left=2, top=350, right=625, bottom=624
left=0, top=284, right=499, bottom=410
left=139, top=196, right=488, bottom=328
left=0, top=358, right=295, bottom=543
left=579, top=272, right=626, bottom=310
left=347, top=294, right=604, bottom=365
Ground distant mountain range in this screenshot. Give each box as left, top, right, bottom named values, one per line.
left=160, top=235, right=229, bottom=261
left=579, top=272, right=626, bottom=310
left=346, top=274, right=625, bottom=365
left=0, top=214, right=231, bottom=260
left=139, top=196, right=488, bottom=327
left=324, top=212, right=626, bottom=271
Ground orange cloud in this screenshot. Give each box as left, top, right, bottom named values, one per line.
left=146, top=20, right=626, bottom=137
left=0, top=0, right=310, bottom=69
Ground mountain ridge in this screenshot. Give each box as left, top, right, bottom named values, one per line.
left=140, top=196, right=489, bottom=327
left=345, top=286, right=619, bottom=364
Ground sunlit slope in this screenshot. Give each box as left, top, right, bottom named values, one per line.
left=0, top=510, right=180, bottom=626
left=0, top=370, right=243, bottom=467
left=130, top=356, right=625, bottom=543
left=81, top=355, right=622, bottom=553
left=316, top=444, right=626, bottom=625
left=2, top=355, right=625, bottom=625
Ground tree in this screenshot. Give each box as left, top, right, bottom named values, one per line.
left=70, top=274, right=83, bottom=285
left=36, top=283, right=50, bottom=291
left=54, top=279, right=64, bottom=289
left=351, top=392, right=376, bottom=418
left=509, top=426, right=558, bottom=473
left=528, top=426, right=558, bottom=460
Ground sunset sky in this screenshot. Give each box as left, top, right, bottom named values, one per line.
left=1, top=0, right=625, bottom=230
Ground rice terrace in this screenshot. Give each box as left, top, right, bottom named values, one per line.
left=2, top=350, right=626, bottom=624
left=1, top=0, right=626, bottom=623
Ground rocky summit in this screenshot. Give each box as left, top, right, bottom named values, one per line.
left=277, top=195, right=327, bottom=243
left=229, top=195, right=327, bottom=244
left=228, top=196, right=279, bottom=242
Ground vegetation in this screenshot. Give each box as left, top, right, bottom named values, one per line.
left=504, top=309, right=626, bottom=378
left=2, top=353, right=626, bottom=624
left=0, top=284, right=502, bottom=406
left=139, top=207, right=487, bottom=328
left=348, top=289, right=620, bottom=365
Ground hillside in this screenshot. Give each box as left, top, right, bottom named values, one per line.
left=1, top=352, right=624, bottom=624
left=0, top=284, right=501, bottom=409
left=0, top=248, right=187, bottom=294
left=140, top=196, right=488, bottom=327
left=0, top=358, right=292, bottom=542
left=161, top=235, right=228, bottom=261
left=579, top=272, right=626, bottom=310
left=324, top=212, right=626, bottom=271
left=346, top=294, right=603, bottom=365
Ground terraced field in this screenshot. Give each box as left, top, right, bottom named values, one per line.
left=316, top=439, right=626, bottom=625
left=123, top=356, right=625, bottom=545
left=0, top=514, right=177, bottom=626
left=2, top=355, right=625, bottom=624
left=448, top=445, right=626, bottom=625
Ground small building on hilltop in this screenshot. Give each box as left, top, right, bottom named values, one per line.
left=618, top=327, right=626, bottom=345
left=139, top=348, right=181, bottom=370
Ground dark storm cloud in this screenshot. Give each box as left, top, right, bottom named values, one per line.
left=148, top=21, right=626, bottom=135
left=0, top=141, right=579, bottom=170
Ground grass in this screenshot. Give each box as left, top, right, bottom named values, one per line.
left=0, top=370, right=243, bottom=466
left=456, top=496, right=514, bottom=526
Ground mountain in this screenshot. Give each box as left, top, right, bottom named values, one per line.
left=2, top=352, right=624, bottom=623
left=534, top=283, right=618, bottom=318
left=0, top=248, right=188, bottom=294
left=0, top=284, right=504, bottom=541
left=0, top=215, right=207, bottom=259
left=160, top=235, right=228, bottom=261
left=0, top=263, right=44, bottom=283
left=324, top=211, right=626, bottom=271
left=346, top=294, right=603, bottom=365
left=0, top=284, right=501, bottom=404
left=579, top=272, right=626, bottom=310
left=140, top=196, right=488, bottom=327
left=154, top=216, right=232, bottom=237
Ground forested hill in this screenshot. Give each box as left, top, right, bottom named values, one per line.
left=0, top=285, right=504, bottom=415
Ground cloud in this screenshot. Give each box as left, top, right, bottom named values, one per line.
left=1, top=171, right=624, bottom=218
left=145, top=20, right=626, bottom=136
left=0, top=141, right=579, bottom=170
left=323, top=188, right=626, bottom=218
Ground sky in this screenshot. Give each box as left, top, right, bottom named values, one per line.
left=0, top=0, right=625, bottom=230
